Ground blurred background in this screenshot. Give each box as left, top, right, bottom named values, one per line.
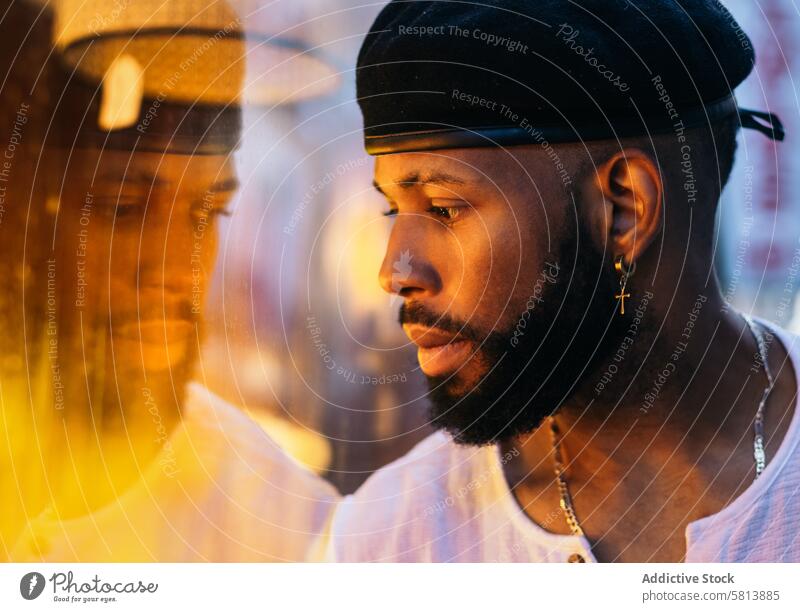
left=191, top=0, right=434, bottom=494
left=4, top=0, right=800, bottom=497
left=200, top=0, right=800, bottom=493
left=716, top=1, right=800, bottom=333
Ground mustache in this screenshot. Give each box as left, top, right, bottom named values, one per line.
left=398, top=302, right=484, bottom=343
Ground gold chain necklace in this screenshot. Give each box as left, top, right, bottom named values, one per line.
left=550, top=315, right=775, bottom=538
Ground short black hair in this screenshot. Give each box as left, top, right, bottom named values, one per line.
left=569, top=112, right=742, bottom=207
left=707, top=113, right=741, bottom=191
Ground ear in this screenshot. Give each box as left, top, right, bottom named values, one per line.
left=597, top=148, right=662, bottom=265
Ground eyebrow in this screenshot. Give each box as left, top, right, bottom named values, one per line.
left=373, top=170, right=466, bottom=195
left=95, top=167, right=167, bottom=188
left=93, top=170, right=240, bottom=195
left=207, top=177, right=240, bottom=194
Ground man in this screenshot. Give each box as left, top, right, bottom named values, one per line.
left=327, top=0, right=799, bottom=562
left=1, top=1, right=338, bottom=561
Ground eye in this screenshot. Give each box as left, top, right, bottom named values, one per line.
left=191, top=195, right=233, bottom=223
left=193, top=206, right=232, bottom=220
left=382, top=207, right=398, bottom=217
left=428, top=201, right=466, bottom=221
left=94, top=196, right=145, bottom=219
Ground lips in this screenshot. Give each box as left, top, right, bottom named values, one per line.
left=403, top=323, right=473, bottom=377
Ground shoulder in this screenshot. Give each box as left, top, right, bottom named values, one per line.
left=327, top=431, right=498, bottom=561
left=348, top=430, right=492, bottom=500
left=183, top=382, right=273, bottom=449
left=178, top=383, right=340, bottom=560
left=763, top=318, right=800, bottom=356
left=689, top=320, right=800, bottom=561
left=182, top=382, right=338, bottom=495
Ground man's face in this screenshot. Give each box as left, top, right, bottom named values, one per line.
left=56, top=148, right=238, bottom=381
left=375, top=147, right=619, bottom=444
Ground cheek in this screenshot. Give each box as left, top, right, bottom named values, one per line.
left=197, top=228, right=219, bottom=267
left=106, top=227, right=144, bottom=282
left=476, top=213, right=556, bottom=331
left=449, top=212, right=526, bottom=326
left=60, top=218, right=115, bottom=282
left=184, top=222, right=219, bottom=287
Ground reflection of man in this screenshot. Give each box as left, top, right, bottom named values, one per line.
left=3, top=10, right=338, bottom=561
left=41, top=141, right=237, bottom=510
left=328, top=0, right=799, bottom=562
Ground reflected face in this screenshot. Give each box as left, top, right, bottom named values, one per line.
left=375, top=148, right=617, bottom=444
left=57, top=148, right=238, bottom=376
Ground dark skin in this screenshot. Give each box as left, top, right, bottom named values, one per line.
left=10, top=147, right=237, bottom=528
left=374, top=141, right=797, bottom=562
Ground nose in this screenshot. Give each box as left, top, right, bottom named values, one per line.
left=378, top=218, right=442, bottom=299
left=138, top=202, right=216, bottom=296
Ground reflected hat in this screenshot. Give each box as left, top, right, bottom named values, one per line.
left=53, top=0, right=247, bottom=155
left=53, top=61, right=244, bottom=156
left=357, top=0, right=784, bottom=155
left=52, top=0, right=339, bottom=154
left=54, top=0, right=339, bottom=106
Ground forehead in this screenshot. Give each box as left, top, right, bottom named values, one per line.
left=374, top=148, right=500, bottom=186
left=66, top=147, right=236, bottom=188
left=372, top=145, right=569, bottom=194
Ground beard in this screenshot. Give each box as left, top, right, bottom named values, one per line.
left=47, top=302, right=202, bottom=432
left=402, top=223, right=625, bottom=446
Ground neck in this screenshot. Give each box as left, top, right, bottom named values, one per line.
left=503, top=273, right=781, bottom=551
left=565, top=282, right=756, bottom=457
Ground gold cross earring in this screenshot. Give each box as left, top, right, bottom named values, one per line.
left=614, top=256, right=635, bottom=315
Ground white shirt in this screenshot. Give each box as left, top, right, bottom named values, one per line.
left=327, top=323, right=800, bottom=562
left=9, top=383, right=340, bottom=562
